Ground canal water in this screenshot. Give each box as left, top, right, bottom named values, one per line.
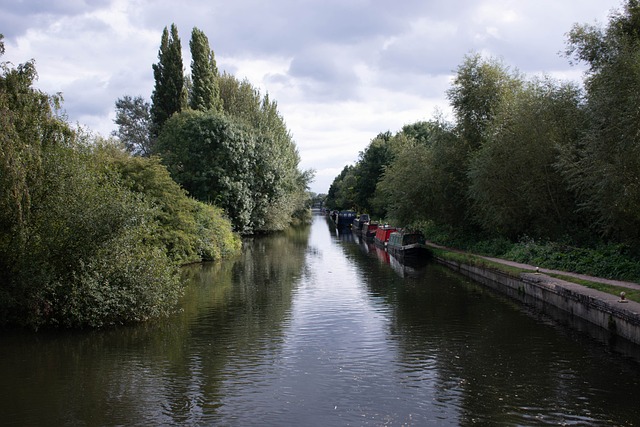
left=1, top=214, right=640, bottom=425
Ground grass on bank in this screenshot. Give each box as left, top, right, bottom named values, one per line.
left=414, top=221, right=640, bottom=283
left=430, top=246, right=640, bottom=303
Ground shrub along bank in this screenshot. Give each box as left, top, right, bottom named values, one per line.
left=0, top=36, right=241, bottom=329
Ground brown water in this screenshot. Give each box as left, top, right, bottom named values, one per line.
left=1, top=214, right=639, bottom=425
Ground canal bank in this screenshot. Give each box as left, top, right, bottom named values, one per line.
left=429, top=244, right=640, bottom=347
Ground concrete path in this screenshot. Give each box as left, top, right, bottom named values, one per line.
left=425, top=242, right=640, bottom=292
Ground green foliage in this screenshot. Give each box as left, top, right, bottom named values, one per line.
left=162, top=68, right=311, bottom=234
left=353, top=132, right=394, bottom=216
left=0, top=129, right=184, bottom=329
left=325, top=165, right=357, bottom=211
left=564, top=0, right=640, bottom=243
left=447, top=54, right=522, bottom=149
left=375, top=120, right=470, bottom=228
left=468, top=77, right=585, bottom=239
left=503, top=238, right=640, bottom=282
left=97, top=143, right=241, bottom=263
left=189, top=27, right=222, bottom=112
left=49, top=224, right=182, bottom=328
left=147, top=27, right=311, bottom=234
left=150, top=24, right=185, bottom=138
left=154, top=110, right=256, bottom=232
left=0, top=46, right=241, bottom=329
left=154, top=107, right=311, bottom=234
left=112, top=95, right=152, bottom=156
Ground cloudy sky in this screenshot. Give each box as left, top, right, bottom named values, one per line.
left=1, top=0, right=622, bottom=193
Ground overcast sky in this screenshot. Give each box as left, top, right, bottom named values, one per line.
left=1, top=0, right=622, bottom=193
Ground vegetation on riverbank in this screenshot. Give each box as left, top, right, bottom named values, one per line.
left=326, top=1, right=640, bottom=283
left=0, top=22, right=311, bottom=329
left=430, top=246, right=640, bottom=303
left=119, top=24, right=313, bottom=234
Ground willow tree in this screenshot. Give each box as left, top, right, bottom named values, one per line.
left=447, top=54, right=522, bottom=150
left=467, top=77, right=585, bottom=239
left=0, top=44, right=184, bottom=328
left=150, top=24, right=185, bottom=138
left=564, top=0, right=640, bottom=243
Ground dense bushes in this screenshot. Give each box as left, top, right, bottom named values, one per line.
left=0, top=39, right=241, bottom=329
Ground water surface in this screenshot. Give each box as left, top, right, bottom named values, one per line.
left=1, top=214, right=639, bottom=425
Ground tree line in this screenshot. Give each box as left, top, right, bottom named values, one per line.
left=0, top=23, right=310, bottom=328
left=115, top=24, right=313, bottom=234
left=326, top=1, right=640, bottom=279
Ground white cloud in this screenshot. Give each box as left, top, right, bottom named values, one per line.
left=0, top=0, right=622, bottom=193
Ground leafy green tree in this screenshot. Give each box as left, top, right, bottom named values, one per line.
left=0, top=45, right=190, bottom=329
left=353, top=132, right=393, bottom=216
left=400, top=121, right=438, bottom=146
left=189, top=27, right=222, bottom=112
left=215, top=72, right=312, bottom=231
left=447, top=54, right=522, bottom=149
left=97, top=143, right=241, bottom=263
left=218, top=72, right=262, bottom=126
left=564, top=0, right=640, bottom=243
left=154, top=110, right=257, bottom=233
left=0, top=43, right=71, bottom=295
left=154, top=107, right=311, bottom=234
left=325, top=165, right=357, bottom=211
left=112, top=95, right=152, bottom=156
left=150, top=24, right=185, bottom=138
left=375, top=120, right=469, bottom=227
left=467, top=77, right=585, bottom=239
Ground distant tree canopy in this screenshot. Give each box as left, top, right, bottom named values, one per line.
left=328, top=0, right=640, bottom=252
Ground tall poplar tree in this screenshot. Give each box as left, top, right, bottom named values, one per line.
left=189, top=27, right=222, bottom=112
left=150, top=24, right=184, bottom=138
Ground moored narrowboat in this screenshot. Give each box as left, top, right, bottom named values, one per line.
left=362, top=222, right=379, bottom=241
left=374, top=225, right=397, bottom=247
left=352, top=214, right=371, bottom=235
left=332, top=210, right=357, bottom=229
left=387, top=229, right=429, bottom=259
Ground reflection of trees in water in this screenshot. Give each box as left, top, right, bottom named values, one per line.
left=163, top=224, right=312, bottom=423
left=338, top=236, right=640, bottom=426
left=3, top=220, right=640, bottom=425
left=0, top=224, right=311, bottom=425
left=385, top=265, right=639, bottom=425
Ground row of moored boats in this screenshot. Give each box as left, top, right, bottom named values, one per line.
left=328, top=210, right=430, bottom=261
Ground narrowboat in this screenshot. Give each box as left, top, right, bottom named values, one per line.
left=387, top=230, right=429, bottom=259
left=374, top=225, right=397, bottom=247
left=332, top=210, right=357, bottom=229
left=351, top=214, right=371, bottom=235
left=362, top=222, right=379, bottom=241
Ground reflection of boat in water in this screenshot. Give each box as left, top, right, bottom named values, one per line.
left=334, top=227, right=355, bottom=242
left=374, top=245, right=390, bottom=264
left=388, top=253, right=427, bottom=277
left=355, top=233, right=375, bottom=254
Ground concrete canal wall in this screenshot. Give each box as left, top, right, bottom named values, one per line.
left=434, top=257, right=640, bottom=346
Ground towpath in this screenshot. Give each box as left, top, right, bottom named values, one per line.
left=425, top=242, right=640, bottom=292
